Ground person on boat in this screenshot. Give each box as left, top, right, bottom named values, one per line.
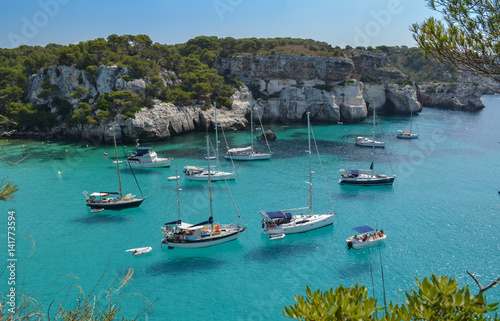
left=379, top=229, right=384, bottom=236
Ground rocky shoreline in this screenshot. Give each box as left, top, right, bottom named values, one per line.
left=3, top=53, right=491, bottom=143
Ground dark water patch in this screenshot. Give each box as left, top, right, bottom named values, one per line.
left=73, top=214, right=128, bottom=224
left=245, top=242, right=318, bottom=262
left=337, top=263, right=372, bottom=278
left=146, top=257, right=225, bottom=276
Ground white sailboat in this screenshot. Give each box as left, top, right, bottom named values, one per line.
left=85, top=123, right=144, bottom=210
left=162, top=138, right=246, bottom=249
left=260, top=112, right=335, bottom=237
left=397, top=111, right=419, bottom=139
left=184, top=103, right=236, bottom=181
left=355, top=107, right=385, bottom=147
left=225, top=106, right=271, bottom=161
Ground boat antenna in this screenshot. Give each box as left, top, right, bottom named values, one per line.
left=206, top=135, right=214, bottom=232
left=307, top=112, right=313, bottom=215
left=112, top=122, right=123, bottom=199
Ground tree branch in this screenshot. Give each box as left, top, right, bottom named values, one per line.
left=467, top=270, right=500, bottom=295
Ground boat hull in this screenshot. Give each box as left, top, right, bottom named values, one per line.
left=185, top=171, right=236, bottom=181
left=346, top=234, right=386, bottom=249
left=397, top=133, right=419, bottom=139
left=339, top=176, right=395, bottom=186
left=87, top=198, right=144, bottom=210
left=162, top=227, right=246, bottom=248
left=126, top=247, right=152, bottom=256
left=355, top=141, right=385, bottom=148
left=262, top=214, right=334, bottom=235
left=127, top=159, right=171, bottom=168
left=225, top=153, right=271, bottom=161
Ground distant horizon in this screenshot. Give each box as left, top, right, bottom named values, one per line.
left=0, top=0, right=438, bottom=49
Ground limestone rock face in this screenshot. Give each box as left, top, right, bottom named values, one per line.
left=363, top=84, right=386, bottom=112
left=217, top=54, right=354, bottom=83
left=334, top=81, right=368, bottom=122
left=215, top=54, right=420, bottom=123
left=26, top=65, right=149, bottom=108
left=386, top=84, right=422, bottom=114
left=22, top=53, right=489, bottom=142
left=417, top=83, right=484, bottom=111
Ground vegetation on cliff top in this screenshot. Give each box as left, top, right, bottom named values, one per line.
left=0, top=35, right=455, bottom=132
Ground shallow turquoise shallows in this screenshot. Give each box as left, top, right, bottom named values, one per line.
left=1, top=96, right=500, bottom=320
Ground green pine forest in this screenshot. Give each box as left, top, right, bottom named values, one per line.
left=0, top=35, right=457, bottom=132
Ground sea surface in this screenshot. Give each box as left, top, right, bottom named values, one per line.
left=1, top=96, right=500, bottom=320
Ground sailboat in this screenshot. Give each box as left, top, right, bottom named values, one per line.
left=183, top=103, right=236, bottom=181
left=225, top=106, right=271, bottom=161
left=397, top=111, right=419, bottom=139
left=85, top=123, right=144, bottom=210
left=355, top=107, right=385, bottom=148
left=259, top=112, right=335, bottom=237
left=162, top=137, right=247, bottom=248
left=339, top=114, right=396, bottom=186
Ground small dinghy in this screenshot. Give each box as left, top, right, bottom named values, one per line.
left=126, top=247, right=152, bottom=256
left=90, top=208, right=104, bottom=213
left=167, top=175, right=180, bottom=181
left=268, top=233, right=285, bottom=240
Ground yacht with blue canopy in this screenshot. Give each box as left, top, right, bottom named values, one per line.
left=346, top=225, right=386, bottom=250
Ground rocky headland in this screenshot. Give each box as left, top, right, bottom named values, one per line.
left=16, top=52, right=488, bottom=143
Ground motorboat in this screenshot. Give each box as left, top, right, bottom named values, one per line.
left=127, top=140, right=171, bottom=168
left=346, top=225, right=386, bottom=250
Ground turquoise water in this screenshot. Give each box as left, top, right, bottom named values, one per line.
left=1, top=96, right=500, bottom=320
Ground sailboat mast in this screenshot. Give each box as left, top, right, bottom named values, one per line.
left=250, top=105, right=254, bottom=153
left=307, top=112, right=313, bottom=215
left=371, top=108, right=376, bottom=174
left=175, top=168, right=182, bottom=221
left=112, top=122, right=123, bottom=199
left=410, top=110, right=413, bottom=133
left=206, top=135, right=214, bottom=231
left=214, top=102, right=219, bottom=167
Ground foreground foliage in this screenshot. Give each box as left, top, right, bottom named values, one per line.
left=411, top=0, right=500, bottom=83
left=284, top=274, right=499, bottom=320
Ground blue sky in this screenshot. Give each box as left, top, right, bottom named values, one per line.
left=0, top=0, right=437, bottom=49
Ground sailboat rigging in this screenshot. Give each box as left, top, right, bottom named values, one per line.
left=225, top=105, right=272, bottom=161
left=397, top=110, right=419, bottom=139
left=183, top=103, right=236, bottom=181
left=259, top=112, right=335, bottom=237
left=162, top=136, right=246, bottom=248
left=339, top=109, right=395, bottom=186
left=84, top=122, right=144, bottom=210
left=355, top=107, right=385, bottom=148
